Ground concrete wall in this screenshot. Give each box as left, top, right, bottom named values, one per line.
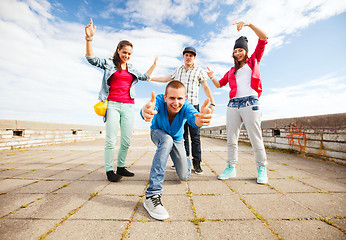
left=200, top=113, right=346, bottom=164
left=0, top=120, right=107, bottom=150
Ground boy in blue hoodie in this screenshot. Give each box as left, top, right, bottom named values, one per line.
left=140, top=80, right=212, bottom=220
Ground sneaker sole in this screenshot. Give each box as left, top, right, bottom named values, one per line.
left=218, top=175, right=236, bottom=180
left=257, top=179, right=268, bottom=184
left=194, top=170, right=203, bottom=175
left=143, top=201, right=169, bottom=220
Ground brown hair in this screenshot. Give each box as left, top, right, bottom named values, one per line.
left=112, top=40, right=133, bottom=72
left=165, top=80, right=186, bottom=95
left=233, top=51, right=248, bottom=74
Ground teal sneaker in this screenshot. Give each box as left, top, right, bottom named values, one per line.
left=257, top=166, right=268, bottom=184
left=218, top=165, right=236, bottom=180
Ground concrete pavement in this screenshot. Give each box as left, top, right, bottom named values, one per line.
left=0, top=135, right=345, bottom=240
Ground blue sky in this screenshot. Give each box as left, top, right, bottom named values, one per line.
left=0, top=0, right=345, bottom=129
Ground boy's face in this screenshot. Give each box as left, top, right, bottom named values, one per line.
left=164, top=87, right=186, bottom=116
left=183, top=52, right=195, bottom=66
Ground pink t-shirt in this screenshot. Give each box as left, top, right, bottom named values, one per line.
left=107, top=70, right=134, bottom=104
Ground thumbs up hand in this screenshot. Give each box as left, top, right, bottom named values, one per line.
left=194, top=98, right=212, bottom=127
left=142, top=91, right=158, bottom=122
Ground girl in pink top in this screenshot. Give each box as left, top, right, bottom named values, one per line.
left=85, top=19, right=157, bottom=182
left=207, top=21, right=269, bottom=184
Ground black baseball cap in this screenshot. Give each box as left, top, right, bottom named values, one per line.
left=183, top=46, right=196, bottom=56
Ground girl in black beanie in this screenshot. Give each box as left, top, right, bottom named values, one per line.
left=207, top=21, right=269, bottom=184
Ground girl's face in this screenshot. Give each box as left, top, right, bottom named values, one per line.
left=233, top=48, right=246, bottom=62
left=117, top=45, right=133, bottom=63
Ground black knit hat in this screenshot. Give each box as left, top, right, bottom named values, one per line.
left=234, top=36, right=248, bottom=52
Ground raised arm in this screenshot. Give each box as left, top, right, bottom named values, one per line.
left=233, top=21, right=267, bottom=40
left=206, top=67, right=221, bottom=88
left=200, top=81, right=215, bottom=113
left=85, top=18, right=96, bottom=56
left=150, top=76, right=172, bottom=83
left=145, top=57, right=158, bottom=77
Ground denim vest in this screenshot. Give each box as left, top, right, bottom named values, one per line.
left=86, top=55, right=149, bottom=102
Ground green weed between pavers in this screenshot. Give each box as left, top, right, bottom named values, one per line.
left=318, top=217, right=334, bottom=225
left=317, top=189, right=328, bottom=193
left=90, top=192, right=98, bottom=197
left=138, top=219, right=148, bottom=223
left=58, top=184, right=68, bottom=189
left=190, top=217, right=206, bottom=225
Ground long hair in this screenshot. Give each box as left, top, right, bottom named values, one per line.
left=233, top=51, right=248, bottom=74
left=112, top=40, right=133, bottom=72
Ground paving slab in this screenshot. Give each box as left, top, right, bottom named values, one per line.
left=71, top=195, right=140, bottom=220
left=7, top=193, right=90, bottom=219
left=287, top=193, right=346, bottom=217
left=241, top=193, right=320, bottom=219
left=46, top=220, right=126, bottom=240
left=199, top=220, right=277, bottom=240
left=0, top=219, right=57, bottom=240
left=127, top=221, right=199, bottom=240
left=0, top=135, right=345, bottom=240
left=268, top=219, right=346, bottom=240
left=192, top=195, right=255, bottom=220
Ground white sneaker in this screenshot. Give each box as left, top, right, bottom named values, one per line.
left=143, top=195, right=169, bottom=220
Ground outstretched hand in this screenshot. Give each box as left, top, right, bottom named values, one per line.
left=194, top=98, right=212, bottom=127
left=206, top=67, right=214, bottom=79
left=85, top=18, right=96, bottom=38
left=142, top=91, right=158, bottom=122
left=233, top=21, right=249, bottom=31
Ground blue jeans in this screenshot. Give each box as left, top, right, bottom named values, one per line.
left=183, top=104, right=201, bottom=162
left=146, top=129, right=191, bottom=197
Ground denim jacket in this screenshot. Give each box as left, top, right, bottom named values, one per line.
left=86, top=55, right=150, bottom=102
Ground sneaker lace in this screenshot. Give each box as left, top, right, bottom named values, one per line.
left=151, top=196, right=163, bottom=207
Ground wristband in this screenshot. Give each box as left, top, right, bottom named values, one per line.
left=85, top=37, right=93, bottom=41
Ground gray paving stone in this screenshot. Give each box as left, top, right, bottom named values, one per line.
left=0, top=219, right=57, bottom=240
left=287, top=193, right=346, bottom=217
left=0, top=179, right=35, bottom=192
left=46, top=219, right=126, bottom=240
left=189, top=180, right=234, bottom=195
left=100, top=180, right=147, bottom=195
left=199, top=220, right=277, bottom=240
left=300, top=178, right=346, bottom=192
left=8, top=193, right=90, bottom=219
left=127, top=221, right=199, bottom=240
left=0, top=193, right=44, bottom=217
left=55, top=180, right=108, bottom=194
left=227, top=180, right=277, bottom=194
left=12, top=180, right=71, bottom=193
left=47, top=170, right=89, bottom=181
left=268, top=178, right=318, bottom=193
left=71, top=195, right=139, bottom=220
left=161, top=180, right=188, bottom=195
left=192, top=195, right=255, bottom=220
left=241, top=194, right=319, bottom=219
left=268, top=219, right=346, bottom=240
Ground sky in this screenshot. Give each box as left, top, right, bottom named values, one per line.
left=0, top=0, right=346, bottom=129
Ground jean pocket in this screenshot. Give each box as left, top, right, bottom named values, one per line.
left=252, top=106, right=259, bottom=111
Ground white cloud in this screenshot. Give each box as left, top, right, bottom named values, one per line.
left=1, top=0, right=345, bottom=130
left=261, top=69, right=346, bottom=120
left=0, top=0, right=196, bottom=127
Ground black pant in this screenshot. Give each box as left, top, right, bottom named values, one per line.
left=183, top=104, right=201, bottom=163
